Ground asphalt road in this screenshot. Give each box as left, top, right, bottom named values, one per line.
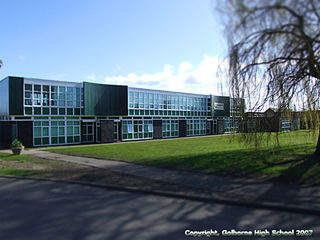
left=0, top=177, right=319, bottom=240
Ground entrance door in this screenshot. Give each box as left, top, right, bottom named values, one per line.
left=114, top=121, right=120, bottom=142
left=213, top=120, right=218, bottom=135
left=206, top=121, right=212, bottom=135
left=82, top=122, right=95, bottom=143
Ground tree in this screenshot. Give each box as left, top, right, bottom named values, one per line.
left=218, top=0, right=320, bottom=157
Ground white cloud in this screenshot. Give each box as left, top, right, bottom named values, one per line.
left=87, top=73, right=97, bottom=81
left=18, top=55, right=25, bottom=61
left=104, top=55, right=229, bottom=95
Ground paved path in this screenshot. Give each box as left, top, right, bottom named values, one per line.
left=1, top=177, right=319, bottom=240
left=22, top=149, right=320, bottom=214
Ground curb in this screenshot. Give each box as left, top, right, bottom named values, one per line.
left=0, top=175, right=319, bottom=217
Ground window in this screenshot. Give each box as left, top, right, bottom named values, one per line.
left=24, top=84, right=32, bottom=106
left=129, top=92, right=133, bottom=108
left=76, top=88, right=81, bottom=107
left=122, top=119, right=152, bottom=140
left=58, top=87, right=65, bottom=106
left=66, top=120, right=80, bottom=143
left=34, top=121, right=49, bottom=145
left=162, top=119, right=178, bottom=138
left=187, top=118, right=206, bottom=136
left=42, top=85, right=49, bottom=106
left=33, top=85, right=41, bottom=106
left=66, top=87, right=73, bottom=107
left=51, top=86, right=58, bottom=106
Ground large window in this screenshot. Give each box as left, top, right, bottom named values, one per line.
left=58, top=87, right=65, bottom=106
left=224, top=117, right=239, bottom=133
left=51, top=120, right=65, bottom=144
left=42, top=85, right=49, bottom=106
left=51, top=86, right=58, bottom=106
left=187, top=118, right=206, bottom=136
left=122, top=119, right=153, bottom=140
left=33, top=85, right=41, bottom=106
left=67, top=119, right=81, bottom=143
left=128, top=90, right=209, bottom=117
left=24, top=84, right=32, bottom=106
left=281, top=119, right=291, bottom=132
left=162, top=119, right=178, bottom=138
left=34, top=120, right=49, bottom=145
left=24, top=83, right=83, bottom=116
left=34, top=117, right=80, bottom=146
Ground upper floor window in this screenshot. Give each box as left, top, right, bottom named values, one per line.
left=24, top=84, right=32, bottom=105
left=33, top=85, right=41, bottom=106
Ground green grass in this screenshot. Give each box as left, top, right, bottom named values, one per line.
left=47, top=130, right=320, bottom=184
left=0, top=152, right=86, bottom=179
left=0, top=153, right=42, bottom=177
left=0, top=152, right=31, bottom=162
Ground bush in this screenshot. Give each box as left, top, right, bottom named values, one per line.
left=11, top=139, right=23, bottom=148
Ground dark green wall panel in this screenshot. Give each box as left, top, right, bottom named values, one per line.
left=9, top=77, right=24, bottom=115
left=211, top=95, right=230, bottom=117
left=84, top=82, right=128, bottom=116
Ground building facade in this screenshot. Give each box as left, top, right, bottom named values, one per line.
left=0, top=76, right=243, bottom=149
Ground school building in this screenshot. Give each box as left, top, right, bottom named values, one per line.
left=0, top=76, right=244, bottom=149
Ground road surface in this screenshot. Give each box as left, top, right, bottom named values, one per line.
left=0, top=177, right=318, bottom=240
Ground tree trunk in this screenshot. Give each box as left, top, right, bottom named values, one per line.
left=314, top=126, right=320, bottom=158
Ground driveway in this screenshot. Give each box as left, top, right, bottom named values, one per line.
left=0, top=177, right=319, bottom=240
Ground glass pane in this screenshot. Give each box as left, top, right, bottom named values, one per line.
left=25, top=92, right=32, bottom=98
left=25, top=84, right=32, bottom=91
left=25, top=99, right=32, bottom=105
left=59, top=127, right=65, bottom=135
left=67, top=87, right=73, bottom=94
left=51, top=137, right=58, bottom=144
left=34, top=138, right=41, bottom=145
left=74, top=127, right=80, bottom=135
left=128, top=124, right=133, bottom=133
left=42, top=137, right=49, bottom=145
left=34, top=85, right=41, bottom=91
left=43, top=127, right=49, bottom=136
left=67, top=126, right=73, bottom=136
left=87, top=125, right=93, bottom=134
left=34, top=121, right=41, bottom=126
left=43, top=85, right=49, bottom=92
left=51, top=127, right=58, bottom=137
left=51, top=86, right=57, bottom=92
left=34, top=127, right=41, bottom=137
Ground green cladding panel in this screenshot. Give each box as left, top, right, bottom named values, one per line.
left=84, top=82, right=128, bottom=116
left=9, top=77, right=24, bottom=115
left=211, top=95, right=230, bottom=117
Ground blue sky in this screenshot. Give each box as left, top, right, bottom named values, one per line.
left=1, top=0, right=228, bottom=94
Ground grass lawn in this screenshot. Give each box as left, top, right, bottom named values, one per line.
left=0, top=152, right=88, bottom=179
left=0, top=153, right=194, bottom=192
left=47, top=130, right=320, bottom=185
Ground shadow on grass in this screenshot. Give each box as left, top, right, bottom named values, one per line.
left=138, top=144, right=318, bottom=185
left=270, top=153, right=320, bottom=185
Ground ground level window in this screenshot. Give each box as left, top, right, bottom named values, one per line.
left=122, top=119, right=153, bottom=140
left=34, top=119, right=80, bottom=146
left=162, top=119, right=178, bottom=138
left=187, top=118, right=206, bottom=136
left=34, top=121, right=49, bottom=145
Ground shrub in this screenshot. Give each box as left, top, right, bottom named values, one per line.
left=11, top=139, right=23, bottom=148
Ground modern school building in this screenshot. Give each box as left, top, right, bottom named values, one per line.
left=0, top=76, right=243, bottom=149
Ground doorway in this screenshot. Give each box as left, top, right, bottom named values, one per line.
left=82, top=122, right=95, bottom=143
left=114, top=121, right=120, bottom=142
left=206, top=121, right=212, bottom=135
left=213, top=120, right=218, bottom=135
